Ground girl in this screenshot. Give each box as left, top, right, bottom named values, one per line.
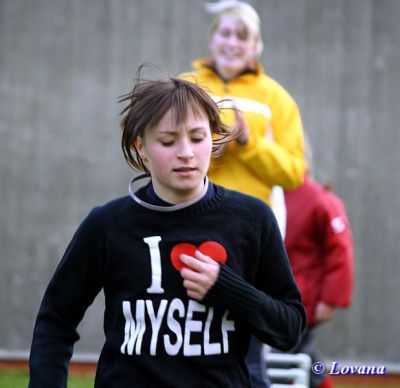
left=28, top=67, right=305, bottom=387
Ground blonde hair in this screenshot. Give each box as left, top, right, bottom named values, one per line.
left=205, top=1, right=263, bottom=56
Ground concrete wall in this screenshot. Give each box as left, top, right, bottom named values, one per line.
left=1, top=0, right=399, bottom=364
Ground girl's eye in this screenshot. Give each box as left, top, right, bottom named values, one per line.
left=160, top=140, right=174, bottom=146
left=192, top=137, right=204, bottom=143
left=220, top=29, right=231, bottom=38
left=237, top=31, right=248, bottom=41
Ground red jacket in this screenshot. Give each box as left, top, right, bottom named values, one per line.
left=284, top=176, right=354, bottom=326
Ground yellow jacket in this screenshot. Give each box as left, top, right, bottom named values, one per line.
left=180, top=58, right=305, bottom=205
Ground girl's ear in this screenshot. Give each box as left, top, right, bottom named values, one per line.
left=135, top=136, right=146, bottom=160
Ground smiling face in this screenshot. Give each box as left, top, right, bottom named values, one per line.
left=209, top=13, right=258, bottom=80
left=136, top=105, right=213, bottom=204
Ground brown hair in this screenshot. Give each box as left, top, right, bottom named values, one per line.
left=120, top=65, right=230, bottom=172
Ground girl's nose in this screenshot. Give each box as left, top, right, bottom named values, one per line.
left=176, top=139, right=194, bottom=159
left=226, top=33, right=240, bottom=45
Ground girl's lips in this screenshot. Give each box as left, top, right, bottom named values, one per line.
left=173, top=167, right=196, bottom=171
left=173, top=167, right=197, bottom=176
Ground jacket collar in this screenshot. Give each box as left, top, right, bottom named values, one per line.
left=191, top=56, right=263, bottom=81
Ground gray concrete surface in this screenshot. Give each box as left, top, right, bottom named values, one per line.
left=1, top=0, right=399, bottom=365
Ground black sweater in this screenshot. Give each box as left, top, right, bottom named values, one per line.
left=29, top=182, right=305, bottom=387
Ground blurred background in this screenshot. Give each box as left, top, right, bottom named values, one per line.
left=1, top=0, right=399, bottom=368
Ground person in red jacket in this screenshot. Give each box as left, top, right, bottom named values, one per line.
left=284, top=174, right=355, bottom=388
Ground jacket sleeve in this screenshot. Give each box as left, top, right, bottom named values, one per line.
left=203, top=206, right=306, bottom=351
left=316, top=191, right=355, bottom=307
left=235, top=84, right=306, bottom=190
left=28, top=209, right=104, bottom=388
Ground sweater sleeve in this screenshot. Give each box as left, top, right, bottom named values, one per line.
left=203, top=207, right=306, bottom=351
left=28, top=208, right=105, bottom=387
left=235, top=85, right=306, bottom=190
left=316, top=191, right=355, bottom=307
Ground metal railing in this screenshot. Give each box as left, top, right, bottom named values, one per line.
left=265, top=352, right=312, bottom=388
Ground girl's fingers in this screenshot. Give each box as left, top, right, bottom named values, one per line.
left=181, top=267, right=204, bottom=282
left=182, top=279, right=201, bottom=292
left=180, top=251, right=215, bottom=268
left=179, top=253, right=203, bottom=271
left=194, top=250, right=215, bottom=263
left=179, top=252, right=220, bottom=300
left=182, top=277, right=207, bottom=301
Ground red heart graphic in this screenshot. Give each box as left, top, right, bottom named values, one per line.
left=170, top=241, right=227, bottom=271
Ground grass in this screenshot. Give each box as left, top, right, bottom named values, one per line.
left=1, top=367, right=398, bottom=388
left=0, top=367, right=94, bottom=388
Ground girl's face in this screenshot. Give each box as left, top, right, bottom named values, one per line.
left=209, top=14, right=257, bottom=80
left=136, top=106, right=213, bottom=204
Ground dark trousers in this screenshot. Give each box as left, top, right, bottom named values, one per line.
left=245, top=336, right=271, bottom=388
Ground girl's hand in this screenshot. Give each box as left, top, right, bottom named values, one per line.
left=179, top=251, right=220, bottom=300
left=233, top=108, right=250, bottom=145
left=213, top=107, right=249, bottom=158
left=314, top=302, right=336, bottom=324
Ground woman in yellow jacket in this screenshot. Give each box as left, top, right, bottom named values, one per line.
left=180, top=1, right=306, bottom=387
left=180, top=1, right=305, bottom=212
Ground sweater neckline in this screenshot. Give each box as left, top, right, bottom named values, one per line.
left=128, top=174, right=211, bottom=212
